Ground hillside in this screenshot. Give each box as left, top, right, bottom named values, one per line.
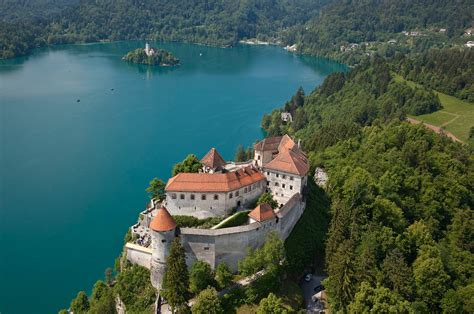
left=261, top=56, right=474, bottom=312
left=0, top=0, right=328, bottom=59
left=289, top=0, right=474, bottom=64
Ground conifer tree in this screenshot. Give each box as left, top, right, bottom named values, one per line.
left=235, top=145, right=246, bottom=162
left=162, top=238, right=190, bottom=312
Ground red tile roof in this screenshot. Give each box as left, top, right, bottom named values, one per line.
left=165, top=166, right=266, bottom=192
left=254, top=134, right=296, bottom=152
left=254, top=136, right=283, bottom=151
left=150, top=207, right=177, bottom=232
left=201, top=148, right=226, bottom=169
left=264, top=148, right=309, bottom=176
left=248, top=203, right=276, bottom=222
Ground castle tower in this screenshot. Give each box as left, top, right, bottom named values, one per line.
left=145, top=42, right=151, bottom=56
left=149, top=206, right=177, bottom=290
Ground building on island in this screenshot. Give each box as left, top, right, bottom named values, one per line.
left=144, top=42, right=155, bottom=57
left=124, top=134, right=310, bottom=291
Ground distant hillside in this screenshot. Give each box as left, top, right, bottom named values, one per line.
left=0, top=0, right=77, bottom=21
left=288, top=0, right=474, bottom=63
left=0, top=0, right=328, bottom=59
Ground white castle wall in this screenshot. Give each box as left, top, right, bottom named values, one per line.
left=125, top=243, right=152, bottom=269
left=176, top=193, right=304, bottom=272
left=264, top=168, right=307, bottom=206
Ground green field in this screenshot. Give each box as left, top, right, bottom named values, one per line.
left=394, top=74, right=474, bottom=142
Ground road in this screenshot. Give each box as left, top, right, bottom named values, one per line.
left=300, top=275, right=326, bottom=313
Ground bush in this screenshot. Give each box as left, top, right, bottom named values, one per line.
left=192, top=287, right=223, bottom=314
left=114, top=264, right=156, bottom=313
left=215, top=262, right=233, bottom=289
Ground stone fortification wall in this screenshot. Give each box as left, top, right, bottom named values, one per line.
left=125, top=243, right=152, bottom=269
left=179, top=193, right=304, bottom=272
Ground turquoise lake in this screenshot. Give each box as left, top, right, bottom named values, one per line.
left=0, top=41, right=345, bottom=313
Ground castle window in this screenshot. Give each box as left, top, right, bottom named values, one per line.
left=282, top=175, right=286, bottom=179
left=267, top=171, right=270, bottom=175
left=201, top=194, right=207, bottom=200
left=236, top=190, right=240, bottom=196
left=290, top=176, right=294, bottom=180
left=282, top=184, right=286, bottom=189
left=244, top=187, right=248, bottom=193
left=290, top=185, right=293, bottom=190
left=172, top=193, right=177, bottom=199
left=180, top=194, right=185, bottom=200
left=229, top=192, right=233, bottom=199
left=214, top=194, right=219, bottom=200
left=161, top=240, right=166, bottom=243
left=275, top=182, right=279, bottom=187
left=204, top=247, right=210, bottom=251
left=267, top=182, right=270, bottom=186
left=276, top=173, right=279, bottom=178
left=258, top=155, right=261, bottom=160
left=191, top=194, right=195, bottom=200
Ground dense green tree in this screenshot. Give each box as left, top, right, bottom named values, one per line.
left=413, top=245, right=450, bottom=310
left=215, top=262, right=233, bottom=290
left=257, top=293, right=288, bottom=314
left=348, top=282, right=411, bottom=313
left=191, top=287, right=223, bottom=314
left=114, top=264, right=155, bottom=313
left=162, top=238, right=190, bottom=312
left=146, top=177, right=166, bottom=200
left=70, top=291, right=90, bottom=313
left=89, top=280, right=116, bottom=314
left=256, top=192, right=278, bottom=209
left=238, top=231, right=285, bottom=276
left=189, top=260, right=214, bottom=294
left=172, top=154, right=203, bottom=176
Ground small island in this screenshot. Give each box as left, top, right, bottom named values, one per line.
left=122, top=43, right=180, bottom=66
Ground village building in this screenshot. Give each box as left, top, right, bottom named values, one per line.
left=281, top=112, right=293, bottom=122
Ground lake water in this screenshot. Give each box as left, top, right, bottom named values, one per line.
left=0, top=41, right=345, bottom=313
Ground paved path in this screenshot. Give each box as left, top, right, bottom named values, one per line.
left=300, top=275, right=326, bottom=313
left=406, top=117, right=463, bottom=143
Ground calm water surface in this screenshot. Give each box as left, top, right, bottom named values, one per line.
left=0, top=41, right=345, bottom=313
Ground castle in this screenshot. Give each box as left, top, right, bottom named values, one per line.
left=124, top=135, right=309, bottom=290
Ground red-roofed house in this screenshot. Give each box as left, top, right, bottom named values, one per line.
left=259, top=136, right=309, bottom=205
left=248, top=203, right=276, bottom=224
left=164, top=166, right=266, bottom=217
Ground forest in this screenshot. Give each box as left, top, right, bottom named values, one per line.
left=291, top=0, right=473, bottom=63
left=392, top=48, right=474, bottom=102
left=1, top=0, right=473, bottom=61
left=0, top=0, right=326, bottom=59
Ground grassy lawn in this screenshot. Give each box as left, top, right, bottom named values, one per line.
left=213, top=210, right=250, bottom=229
left=394, top=74, right=474, bottom=142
